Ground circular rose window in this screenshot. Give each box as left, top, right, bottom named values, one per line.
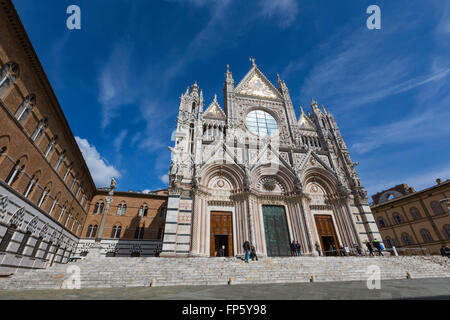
left=246, top=110, right=278, bottom=137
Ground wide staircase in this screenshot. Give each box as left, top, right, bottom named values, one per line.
left=1, top=256, right=449, bottom=291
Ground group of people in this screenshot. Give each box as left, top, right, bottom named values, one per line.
left=290, top=241, right=303, bottom=256
left=440, top=246, right=450, bottom=258
left=365, top=238, right=384, bottom=256
left=243, top=241, right=258, bottom=263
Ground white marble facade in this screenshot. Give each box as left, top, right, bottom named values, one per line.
left=161, top=60, right=381, bottom=257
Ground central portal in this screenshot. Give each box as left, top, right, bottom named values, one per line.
left=262, top=205, right=290, bottom=256
left=210, top=211, right=233, bottom=257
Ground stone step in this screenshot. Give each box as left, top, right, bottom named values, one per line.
left=1, top=256, right=448, bottom=291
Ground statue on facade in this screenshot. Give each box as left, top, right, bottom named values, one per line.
left=110, top=178, right=117, bottom=191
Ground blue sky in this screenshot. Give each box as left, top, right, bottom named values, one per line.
left=12, top=0, right=450, bottom=198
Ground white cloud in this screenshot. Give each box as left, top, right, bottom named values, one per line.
left=75, top=137, right=121, bottom=187
left=159, top=174, right=169, bottom=185
left=113, top=130, right=128, bottom=154
left=350, top=102, right=450, bottom=154
left=259, top=0, right=299, bottom=28
left=98, top=38, right=137, bottom=129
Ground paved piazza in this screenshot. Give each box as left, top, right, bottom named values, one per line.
left=1, top=278, right=449, bottom=300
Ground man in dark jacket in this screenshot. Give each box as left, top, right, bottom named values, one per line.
left=366, top=241, right=374, bottom=256
left=296, top=241, right=302, bottom=256
left=218, top=246, right=224, bottom=257
left=243, top=240, right=250, bottom=252
left=290, top=241, right=297, bottom=256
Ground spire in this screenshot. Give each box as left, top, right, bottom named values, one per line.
left=300, top=105, right=305, bottom=114
left=322, top=105, right=327, bottom=114
left=225, top=64, right=234, bottom=85
left=311, top=98, right=318, bottom=107
left=213, top=94, right=218, bottom=103
left=191, top=82, right=199, bottom=96
left=249, top=56, right=256, bottom=67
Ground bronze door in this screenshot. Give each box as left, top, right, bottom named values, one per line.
left=262, top=205, right=290, bottom=256
left=314, top=215, right=340, bottom=256
left=210, top=211, right=233, bottom=257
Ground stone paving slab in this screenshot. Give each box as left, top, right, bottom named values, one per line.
left=0, top=278, right=449, bottom=300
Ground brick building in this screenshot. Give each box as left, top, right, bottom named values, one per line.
left=371, top=179, right=450, bottom=255
left=0, top=0, right=167, bottom=273
left=78, top=189, right=168, bottom=257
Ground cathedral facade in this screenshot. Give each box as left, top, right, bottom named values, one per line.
left=161, top=60, right=381, bottom=257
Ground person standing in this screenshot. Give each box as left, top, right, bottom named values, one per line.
left=296, top=241, right=302, bottom=256
left=355, top=244, right=362, bottom=256
left=218, top=246, right=224, bottom=257
left=366, top=241, right=374, bottom=256
left=250, top=245, right=258, bottom=261
left=315, top=242, right=322, bottom=256
left=290, top=241, right=297, bottom=256
left=243, top=240, right=250, bottom=263
left=373, top=238, right=383, bottom=256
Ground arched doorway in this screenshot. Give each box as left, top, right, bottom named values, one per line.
left=262, top=205, right=290, bottom=256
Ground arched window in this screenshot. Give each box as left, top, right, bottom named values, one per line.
left=420, top=229, right=433, bottom=243
left=384, top=237, right=393, bottom=248
left=86, top=225, right=98, bottom=238
left=430, top=201, right=444, bottom=215
left=117, top=202, right=127, bottom=216
left=31, top=118, right=48, bottom=143
left=37, top=188, right=49, bottom=208
left=401, top=233, right=414, bottom=246
left=111, top=225, right=122, bottom=239
left=24, top=178, right=38, bottom=198
left=139, top=204, right=148, bottom=217
left=392, top=212, right=403, bottom=224
left=57, top=206, right=66, bottom=222
left=54, top=152, right=65, bottom=171
left=5, top=163, right=24, bottom=186
left=44, top=137, right=57, bottom=159
left=63, top=166, right=71, bottom=182
left=410, top=207, right=421, bottom=220
left=86, top=225, right=93, bottom=237
left=93, top=202, right=104, bottom=214
left=377, top=217, right=387, bottom=228
left=15, top=94, right=36, bottom=124
left=70, top=177, right=77, bottom=191
left=443, top=225, right=450, bottom=240
left=48, top=198, right=57, bottom=215
left=0, top=62, right=19, bottom=98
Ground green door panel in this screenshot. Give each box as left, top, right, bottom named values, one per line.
left=262, top=205, right=290, bottom=256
